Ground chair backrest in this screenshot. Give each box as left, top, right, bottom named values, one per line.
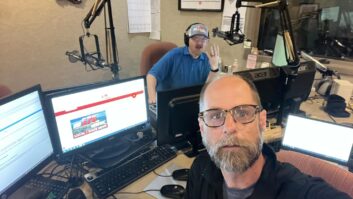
left=0, top=84, right=12, bottom=99
left=140, top=41, right=177, bottom=75
left=277, top=149, right=353, bottom=197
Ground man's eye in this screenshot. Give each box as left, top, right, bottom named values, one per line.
left=209, top=112, right=223, bottom=120
left=237, top=110, right=249, bottom=118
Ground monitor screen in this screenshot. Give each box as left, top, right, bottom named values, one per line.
left=46, top=77, right=149, bottom=156
left=282, top=114, right=353, bottom=165
left=156, top=84, right=203, bottom=151
left=0, top=85, right=54, bottom=197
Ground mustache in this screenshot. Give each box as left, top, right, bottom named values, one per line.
left=214, top=135, right=250, bottom=150
left=196, top=44, right=203, bottom=48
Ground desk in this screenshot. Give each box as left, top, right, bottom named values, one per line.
left=300, top=95, right=353, bottom=124
left=81, top=153, right=194, bottom=199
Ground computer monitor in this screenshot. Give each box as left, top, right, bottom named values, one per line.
left=235, top=62, right=316, bottom=124
left=156, top=84, right=203, bottom=153
left=0, top=85, right=54, bottom=197
left=235, top=67, right=285, bottom=118
left=280, top=61, right=316, bottom=120
left=45, top=76, right=150, bottom=168
left=43, top=80, right=110, bottom=96
left=282, top=114, right=353, bottom=165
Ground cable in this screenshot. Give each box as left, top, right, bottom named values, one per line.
left=152, top=170, right=172, bottom=177
left=117, top=189, right=161, bottom=195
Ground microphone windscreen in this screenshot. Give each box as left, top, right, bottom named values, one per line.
left=66, top=50, right=81, bottom=63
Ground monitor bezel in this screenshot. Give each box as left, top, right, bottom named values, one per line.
left=281, top=114, right=353, bottom=166
left=0, top=85, right=55, bottom=197
left=44, top=76, right=150, bottom=157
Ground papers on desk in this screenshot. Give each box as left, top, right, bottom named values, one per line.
left=144, top=164, right=186, bottom=199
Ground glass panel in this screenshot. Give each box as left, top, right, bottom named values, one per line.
left=258, top=0, right=353, bottom=61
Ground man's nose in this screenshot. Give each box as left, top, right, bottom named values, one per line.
left=223, top=113, right=237, bottom=133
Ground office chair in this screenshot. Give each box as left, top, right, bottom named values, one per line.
left=277, top=149, right=353, bottom=197
left=0, top=84, right=12, bottom=98
left=140, top=42, right=177, bottom=75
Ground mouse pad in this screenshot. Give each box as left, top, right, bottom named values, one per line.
left=144, top=164, right=186, bottom=199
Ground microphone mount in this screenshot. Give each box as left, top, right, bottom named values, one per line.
left=213, top=0, right=300, bottom=67
left=212, top=8, right=245, bottom=46
left=68, top=0, right=120, bottom=79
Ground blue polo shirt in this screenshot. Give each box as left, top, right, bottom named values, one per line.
left=148, top=46, right=211, bottom=91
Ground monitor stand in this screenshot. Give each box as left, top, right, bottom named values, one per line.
left=84, top=139, right=131, bottom=169
left=180, top=131, right=205, bottom=158
left=184, top=144, right=205, bottom=158
left=82, top=129, right=156, bottom=169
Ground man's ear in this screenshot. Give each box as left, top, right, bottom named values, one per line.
left=198, top=117, right=205, bottom=135
left=259, top=109, right=267, bottom=132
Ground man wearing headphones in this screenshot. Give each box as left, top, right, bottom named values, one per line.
left=147, top=23, right=219, bottom=104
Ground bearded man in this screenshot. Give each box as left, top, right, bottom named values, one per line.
left=184, top=74, right=350, bottom=199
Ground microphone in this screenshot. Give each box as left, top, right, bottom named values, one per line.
left=65, top=50, right=106, bottom=68
left=84, top=53, right=106, bottom=68
left=212, top=27, right=244, bottom=46
left=212, top=10, right=245, bottom=45
left=301, top=51, right=327, bottom=73
left=66, top=50, right=82, bottom=63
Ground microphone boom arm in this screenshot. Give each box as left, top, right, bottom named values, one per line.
left=83, top=0, right=120, bottom=79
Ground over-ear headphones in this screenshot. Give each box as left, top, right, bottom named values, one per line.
left=184, top=23, right=209, bottom=46
left=315, top=76, right=333, bottom=96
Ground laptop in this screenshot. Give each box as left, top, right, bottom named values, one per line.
left=281, top=114, right=353, bottom=165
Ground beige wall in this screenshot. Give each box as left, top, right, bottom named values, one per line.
left=0, top=0, right=256, bottom=93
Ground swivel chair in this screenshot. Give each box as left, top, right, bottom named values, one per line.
left=0, top=84, right=12, bottom=98
left=277, top=149, right=353, bottom=197
left=140, top=42, right=177, bottom=75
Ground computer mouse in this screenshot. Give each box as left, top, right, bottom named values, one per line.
left=160, top=184, right=185, bottom=199
left=68, top=188, right=86, bottom=199
left=172, top=168, right=190, bottom=181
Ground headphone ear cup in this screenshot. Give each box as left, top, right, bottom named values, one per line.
left=316, top=80, right=332, bottom=96
left=184, top=33, right=189, bottom=46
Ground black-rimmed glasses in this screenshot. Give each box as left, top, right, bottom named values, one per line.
left=199, top=104, right=261, bottom=127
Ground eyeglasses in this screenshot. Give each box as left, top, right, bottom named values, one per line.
left=199, top=105, right=262, bottom=127
left=191, top=36, right=208, bottom=43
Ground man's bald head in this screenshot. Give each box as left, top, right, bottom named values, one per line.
left=199, top=74, right=261, bottom=112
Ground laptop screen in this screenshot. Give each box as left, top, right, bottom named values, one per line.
left=282, top=114, right=353, bottom=165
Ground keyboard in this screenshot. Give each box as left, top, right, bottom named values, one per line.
left=85, top=145, right=177, bottom=198
left=25, top=176, right=69, bottom=199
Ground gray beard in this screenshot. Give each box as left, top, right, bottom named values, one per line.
left=202, top=131, right=263, bottom=173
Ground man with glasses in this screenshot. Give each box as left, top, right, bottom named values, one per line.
left=185, top=74, right=350, bottom=199
left=147, top=23, right=219, bottom=104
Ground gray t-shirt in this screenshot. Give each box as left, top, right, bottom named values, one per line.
left=223, top=182, right=255, bottom=199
